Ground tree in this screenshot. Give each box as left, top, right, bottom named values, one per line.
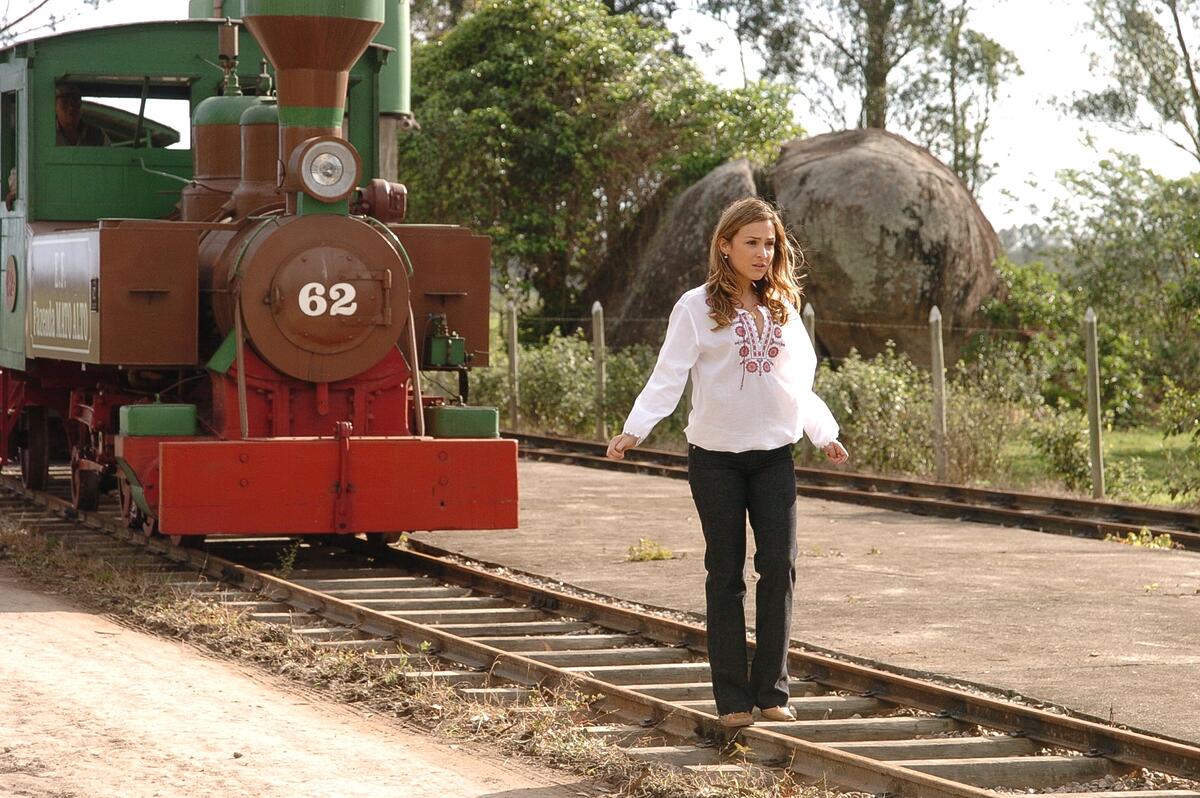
left=1052, top=155, right=1200, bottom=398
left=411, top=0, right=479, bottom=39
left=0, top=0, right=110, bottom=45
left=897, top=2, right=1020, bottom=191
left=412, top=0, right=678, bottom=39
left=599, top=0, right=679, bottom=23
left=697, top=0, right=1018, bottom=190
left=397, top=0, right=799, bottom=318
left=1073, top=0, right=1200, bottom=164
left=698, top=0, right=944, bottom=129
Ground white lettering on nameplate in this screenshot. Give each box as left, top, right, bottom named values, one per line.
left=32, top=300, right=90, bottom=342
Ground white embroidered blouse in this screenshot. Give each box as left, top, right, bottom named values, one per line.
left=622, top=285, right=840, bottom=453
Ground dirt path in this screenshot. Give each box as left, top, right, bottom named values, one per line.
left=0, top=566, right=604, bottom=798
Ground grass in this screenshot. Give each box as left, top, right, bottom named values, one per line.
left=626, top=538, right=675, bottom=562
left=0, top=525, right=830, bottom=798
left=1002, top=427, right=1194, bottom=505
left=1104, top=528, right=1181, bottom=550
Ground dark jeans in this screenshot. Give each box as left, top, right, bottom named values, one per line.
left=687, top=443, right=797, bottom=715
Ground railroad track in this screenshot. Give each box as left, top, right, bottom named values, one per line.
left=4, top=467, right=1200, bottom=798
left=509, top=432, right=1200, bottom=551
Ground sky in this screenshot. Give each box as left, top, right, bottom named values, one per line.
left=26, top=0, right=1200, bottom=231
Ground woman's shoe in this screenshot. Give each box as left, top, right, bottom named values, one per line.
left=718, top=711, right=755, bottom=729
left=758, top=705, right=796, bottom=722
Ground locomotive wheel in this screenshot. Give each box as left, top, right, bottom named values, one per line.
left=19, top=407, right=49, bottom=490
left=118, top=475, right=140, bottom=529
left=71, top=466, right=100, bottom=512
left=168, top=534, right=202, bottom=549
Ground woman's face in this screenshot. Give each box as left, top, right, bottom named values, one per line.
left=720, top=219, right=776, bottom=289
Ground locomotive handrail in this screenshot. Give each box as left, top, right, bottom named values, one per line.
left=362, top=215, right=414, bottom=276
left=134, top=157, right=194, bottom=186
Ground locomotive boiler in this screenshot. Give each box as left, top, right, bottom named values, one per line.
left=0, top=0, right=517, bottom=542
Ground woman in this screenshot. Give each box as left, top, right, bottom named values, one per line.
left=606, top=197, right=848, bottom=729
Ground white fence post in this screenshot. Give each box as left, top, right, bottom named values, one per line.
left=507, top=302, right=519, bottom=430
left=929, top=305, right=948, bottom=482
left=592, top=301, right=607, bottom=441
left=1084, top=307, right=1105, bottom=498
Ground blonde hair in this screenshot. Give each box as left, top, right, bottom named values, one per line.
left=704, top=197, right=805, bottom=329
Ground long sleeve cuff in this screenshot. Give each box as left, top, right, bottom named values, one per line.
left=803, top=391, right=839, bottom=448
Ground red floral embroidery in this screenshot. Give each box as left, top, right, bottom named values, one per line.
left=733, top=308, right=785, bottom=387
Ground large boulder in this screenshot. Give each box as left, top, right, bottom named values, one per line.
left=594, top=159, right=756, bottom=347
left=771, top=129, right=1001, bottom=363
left=590, top=129, right=1001, bottom=363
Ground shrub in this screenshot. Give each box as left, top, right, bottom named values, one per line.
left=1027, top=403, right=1092, bottom=492
left=970, top=257, right=1147, bottom=427
left=603, top=342, right=687, bottom=448
left=471, top=328, right=687, bottom=444
left=944, top=379, right=1010, bottom=484
left=1158, top=378, right=1200, bottom=501
left=813, top=344, right=933, bottom=476
left=1025, top=402, right=1155, bottom=500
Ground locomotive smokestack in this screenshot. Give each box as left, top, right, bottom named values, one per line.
left=242, top=0, right=384, bottom=163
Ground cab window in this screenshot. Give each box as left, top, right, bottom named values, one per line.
left=54, top=78, right=190, bottom=150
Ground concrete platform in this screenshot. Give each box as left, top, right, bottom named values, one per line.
left=412, top=460, right=1200, bottom=743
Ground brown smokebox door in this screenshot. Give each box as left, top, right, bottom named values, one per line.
left=393, top=225, right=492, bottom=369
left=98, top=223, right=199, bottom=365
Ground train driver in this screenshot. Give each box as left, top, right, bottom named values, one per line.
left=55, top=83, right=110, bottom=147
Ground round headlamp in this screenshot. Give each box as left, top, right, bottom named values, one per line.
left=296, top=138, right=359, bottom=202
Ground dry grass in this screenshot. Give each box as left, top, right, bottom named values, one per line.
left=0, top=524, right=837, bottom=798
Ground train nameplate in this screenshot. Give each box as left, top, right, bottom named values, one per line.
left=27, top=231, right=100, bottom=361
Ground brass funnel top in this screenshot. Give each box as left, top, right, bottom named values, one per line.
left=243, top=1, right=384, bottom=132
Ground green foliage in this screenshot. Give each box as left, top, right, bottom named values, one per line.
left=1075, top=0, right=1200, bottom=160
left=1053, top=157, right=1200, bottom=405
left=1158, top=377, right=1200, bottom=500
left=410, top=0, right=479, bottom=38
left=626, top=538, right=674, bottom=561
left=812, top=343, right=1009, bottom=483
left=1025, top=402, right=1155, bottom=500
left=899, top=3, right=1021, bottom=191
left=471, top=328, right=687, bottom=443
left=970, top=256, right=1147, bottom=426
left=274, top=541, right=302, bottom=579
left=472, top=324, right=1184, bottom=502
left=1104, top=528, right=1178, bottom=549
left=697, top=0, right=1018, bottom=190
left=814, top=344, right=933, bottom=476
left=1027, top=403, right=1091, bottom=493
left=399, top=0, right=799, bottom=316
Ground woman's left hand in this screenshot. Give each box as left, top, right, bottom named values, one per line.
left=822, top=440, right=849, bottom=465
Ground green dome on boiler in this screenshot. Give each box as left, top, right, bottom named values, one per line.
left=239, top=100, right=278, bottom=126
left=193, top=95, right=262, bottom=127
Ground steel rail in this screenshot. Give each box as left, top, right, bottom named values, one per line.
left=396, top=538, right=1200, bottom=781
left=508, top=432, right=1200, bottom=549
left=196, top=547, right=1003, bottom=798
left=6, top=472, right=1200, bottom=794
left=0, top=477, right=992, bottom=798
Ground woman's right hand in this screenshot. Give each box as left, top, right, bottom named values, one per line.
left=606, top=433, right=639, bottom=460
